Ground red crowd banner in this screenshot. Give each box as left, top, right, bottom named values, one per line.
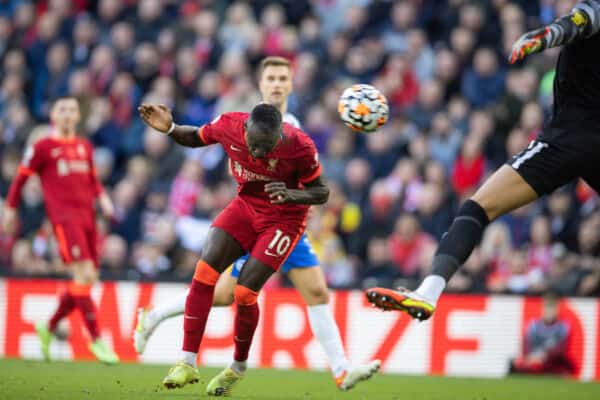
left=0, top=278, right=598, bottom=380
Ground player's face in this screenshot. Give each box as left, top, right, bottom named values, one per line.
left=245, top=121, right=281, bottom=159
left=259, top=65, right=293, bottom=109
left=542, top=300, right=558, bottom=323
left=50, top=98, right=81, bottom=132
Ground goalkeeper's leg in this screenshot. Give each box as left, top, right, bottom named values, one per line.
left=367, top=166, right=538, bottom=319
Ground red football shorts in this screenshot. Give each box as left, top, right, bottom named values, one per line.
left=53, top=223, right=98, bottom=267
left=212, top=196, right=307, bottom=270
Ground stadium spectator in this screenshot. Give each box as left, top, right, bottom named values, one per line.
left=544, top=243, right=582, bottom=296
left=362, top=237, right=396, bottom=287
left=509, top=293, right=575, bottom=375
left=99, top=234, right=129, bottom=280
left=0, top=0, right=599, bottom=299
left=451, top=135, right=486, bottom=198
left=389, top=213, right=436, bottom=279
left=446, top=248, right=488, bottom=293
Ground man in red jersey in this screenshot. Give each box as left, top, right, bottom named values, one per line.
left=2, top=97, right=119, bottom=364
left=138, top=102, right=329, bottom=395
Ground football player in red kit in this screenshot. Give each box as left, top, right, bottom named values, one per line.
left=138, top=102, right=329, bottom=396
left=2, top=97, right=119, bottom=364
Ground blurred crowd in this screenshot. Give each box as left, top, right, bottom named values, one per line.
left=1, top=0, right=600, bottom=296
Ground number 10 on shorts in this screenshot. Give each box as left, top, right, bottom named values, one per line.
left=266, top=229, right=291, bottom=256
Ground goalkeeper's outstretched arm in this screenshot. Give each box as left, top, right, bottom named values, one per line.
left=510, top=0, right=600, bottom=63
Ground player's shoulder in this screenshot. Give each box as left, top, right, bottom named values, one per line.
left=32, top=136, right=54, bottom=151
left=283, top=112, right=301, bottom=129
left=79, top=137, right=95, bottom=148
left=207, top=112, right=248, bottom=144
left=282, top=124, right=317, bottom=154
left=215, top=112, right=249, bottom=125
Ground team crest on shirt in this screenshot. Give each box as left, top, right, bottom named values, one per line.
left=267, top=159, right=278, bottom=171
left=77, top=144, right=86, bottom=157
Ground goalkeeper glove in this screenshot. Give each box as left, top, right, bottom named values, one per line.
left=509, top=27, right=550, bottom=64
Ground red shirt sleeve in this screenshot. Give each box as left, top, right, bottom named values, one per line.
left=198, top=114, right=233, bottom=145
left=21, top=140, right=46, bottom=174
left=297, top=136, right=322, bottom=184
left=6, top=141, right=47, bottom=208
left=86, top=141, right=104, bottom=197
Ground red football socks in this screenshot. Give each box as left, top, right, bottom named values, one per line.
left=48, top=290, right=75, bottom=332
left=233, top=303, right=259, bottom=362
left=68, top=282, right=100, bottom=340
left=182, top=279, right=216, bottom=352
left=182, top=261, right=221, bottom=353
left=73, top=294, right=100, bottom=340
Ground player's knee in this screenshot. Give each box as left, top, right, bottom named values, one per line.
left=72, top=260, right=97, bottom=285
left=193, top=260, right=220, bottom=286
left=469, top=194, right=500, bottom=221
left=233, top=285, right=258, bottom=306
left=68, top=281, right=92, bottom=297
left=213, top=290, right=234, bottom=306
left=303, top=284, right=330, bottom=306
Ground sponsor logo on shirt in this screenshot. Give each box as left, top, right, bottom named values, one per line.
left=231, top=160, right=273, bottom=182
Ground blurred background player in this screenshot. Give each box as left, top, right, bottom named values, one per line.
left=509, top=292, right=575, bottom=375
left=138, top=102, right=330, bottom=396
left=367, top=0, right=600, bottom=320
left=134, top=57, right=380, bottom=391
left=1, top=97, right=119, bottom=364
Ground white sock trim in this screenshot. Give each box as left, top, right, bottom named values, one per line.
left=148, top=289, right=189, bottom=327
left=307, top=304, right=350, bottom=377
left=230, top=360, right=247, bottom=375
left=182, top=351, right=197, bottom=367
left=416, top=275, right=446, bottom=305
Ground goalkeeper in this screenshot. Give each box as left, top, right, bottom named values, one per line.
left=367, top=0, right=600, bottom=319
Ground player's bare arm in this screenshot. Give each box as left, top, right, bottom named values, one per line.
left=1, top=206, right=17, bottom=235
left=138, top=104, right=205, bottom=148
left=510, top=0, right=600, bottom=63
left=98, top=192, right=114, bottom=220
left=265, top=176, right=329, bottom=205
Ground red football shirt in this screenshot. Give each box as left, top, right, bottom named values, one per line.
left=7, top=135, right=104, bottom=226
left=198, top=112, right=322, bottom=215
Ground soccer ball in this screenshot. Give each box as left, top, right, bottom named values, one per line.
left=338, top=84, right=389, bottom=133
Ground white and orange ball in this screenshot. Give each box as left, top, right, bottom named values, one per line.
left=338, top=84, right=389, bottom=133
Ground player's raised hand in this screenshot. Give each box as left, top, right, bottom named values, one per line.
left=509, top=27, right=549, bottom=64
left=138, top=104, right=173, bottom=133
left=265, top=182, right=292, bottom=204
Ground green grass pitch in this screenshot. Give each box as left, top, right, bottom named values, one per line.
left=1, top=358, right=599, bottom=400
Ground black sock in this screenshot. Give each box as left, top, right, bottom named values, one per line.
left=431, top=200, right=490, bottom=282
